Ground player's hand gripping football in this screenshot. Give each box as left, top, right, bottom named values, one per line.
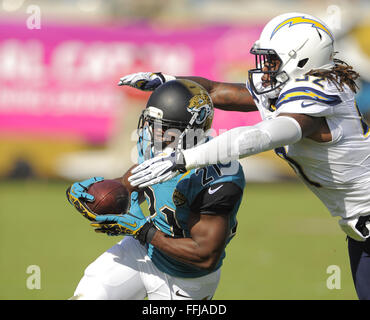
left=128, top=150, right=187, bottom=188
left=91, top=212, right=157, bottom=245
left=118, top=72, right=175, bottom=91
left=66, top=177, right=104, bottom=221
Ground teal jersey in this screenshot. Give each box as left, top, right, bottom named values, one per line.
left=132, top=138, right=245, bottom=278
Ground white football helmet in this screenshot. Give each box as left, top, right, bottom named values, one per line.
left=248, top=12, right=335, bottom=97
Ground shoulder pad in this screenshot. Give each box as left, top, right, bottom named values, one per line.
left=276, top=76, right=342, bottom=110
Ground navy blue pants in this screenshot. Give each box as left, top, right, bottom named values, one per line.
left=348, top=236, right=370, bottom=300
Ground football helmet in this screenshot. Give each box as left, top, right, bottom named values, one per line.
left=137, top=79, right=214, bottom=158
left=248, top=12, right=335, bottom=97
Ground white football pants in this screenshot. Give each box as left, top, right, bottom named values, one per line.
left=72, top=236, right=221, bottom=300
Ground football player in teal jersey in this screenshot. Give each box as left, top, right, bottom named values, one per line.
left=67, top=80, right=245, bottom=300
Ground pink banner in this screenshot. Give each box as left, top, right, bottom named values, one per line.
left=0, top=21, right=262, bottom=143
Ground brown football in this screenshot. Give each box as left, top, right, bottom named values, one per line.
left=85, top=179, right=130, bottom=215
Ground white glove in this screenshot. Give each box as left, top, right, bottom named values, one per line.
left=128, top=150, right=186, bottom=188
left=118, top=72, right=176, bottom=91
left=338, top=215, right=370, bottom=242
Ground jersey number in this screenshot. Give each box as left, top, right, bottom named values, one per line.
left=144, top=187, right=184, bottom=238
left=195, top=165, right=222, bottom=186
left=144, top=187, right=156, bottom=217
left=160, top=206, right=184, bottom=238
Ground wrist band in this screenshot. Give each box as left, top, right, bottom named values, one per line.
left=145, top=225, right=157, bottom=244
left=136, top=221, right=157, bottom=245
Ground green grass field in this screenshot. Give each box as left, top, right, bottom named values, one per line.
left=0, top=179, right=357, bottom=300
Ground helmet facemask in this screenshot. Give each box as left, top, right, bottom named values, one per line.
left=137, top=106, right=210, bottom=159
left=248, top=47, right=289, bottom=98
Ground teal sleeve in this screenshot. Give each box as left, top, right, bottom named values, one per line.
left=129, top=191, right=144, bottom=216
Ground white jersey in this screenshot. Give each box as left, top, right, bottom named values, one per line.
left=248, top=76, right=370, bottom=219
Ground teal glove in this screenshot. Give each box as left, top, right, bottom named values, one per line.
left=91, top=213, right=157, bottom=245
left=69, top=177, right=104, bottom=201
left=66, top=177, right=104, bottom=221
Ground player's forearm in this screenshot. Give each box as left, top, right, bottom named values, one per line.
left=183, top=116, right=302, bottom=170
left=113, top=164, right=144, bottom=202
left=177, top=76, right=257, bottom=112
left=150, top=231, right=221, bottom=271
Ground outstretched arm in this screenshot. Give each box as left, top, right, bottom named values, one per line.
left=182, top=115, right=309, bottom=169
left=177, top=76, right=257, bottom=112
left=128, top=115, right=305, bottom=188
left=183, top=113, right=325, bottom=169
left=118, top=72, right=257, bottom=112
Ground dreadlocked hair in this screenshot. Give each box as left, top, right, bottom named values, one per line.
left=305, top=58, right=360, bottom=93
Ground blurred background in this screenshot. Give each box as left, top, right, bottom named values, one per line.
left=0, top=0, right=369, bottom=300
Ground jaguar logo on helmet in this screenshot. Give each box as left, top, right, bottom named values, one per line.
left=187, top=93, right=213, bottom=127
left=270, top=16, right=334, bottom=41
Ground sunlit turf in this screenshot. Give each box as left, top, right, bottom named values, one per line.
left=0, top=180, right=356, bottom=300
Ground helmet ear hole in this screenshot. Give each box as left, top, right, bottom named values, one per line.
left=298, top=58, right=309, bottom=68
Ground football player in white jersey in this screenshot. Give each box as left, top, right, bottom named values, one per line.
left=121, top=13, right=370, bottom=299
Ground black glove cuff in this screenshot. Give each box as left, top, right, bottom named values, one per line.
left=136, top=221, right=157, bottom=245
left=356, top=215, right=370, bottom=237
left=154, top=72, right=166, bottom=84
left=175, top=150, right=187, bottom=173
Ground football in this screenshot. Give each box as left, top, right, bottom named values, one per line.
left=85, top=179, right=130, bottom=215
